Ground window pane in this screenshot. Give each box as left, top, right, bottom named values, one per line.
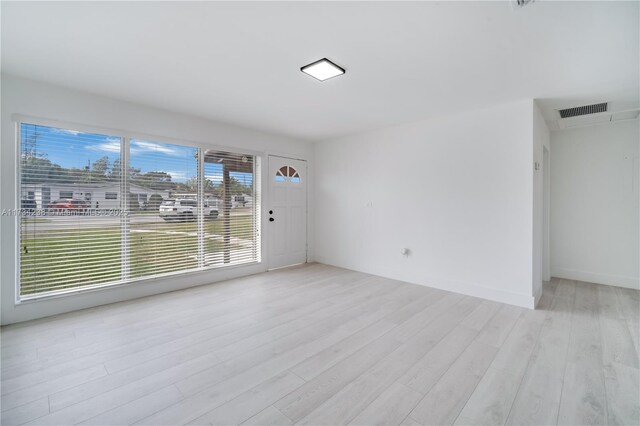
left=129, top=139, right=199, bottom=278
left=19, top=124, right=261, bottom=299
left=19, top=123, right=123, bottom=297
left=203, top=151, right=257, bottom=267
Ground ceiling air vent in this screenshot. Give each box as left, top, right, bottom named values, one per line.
left=511, top=0, right=535, bottom=9
left=558, top=103, right=608, bottom=119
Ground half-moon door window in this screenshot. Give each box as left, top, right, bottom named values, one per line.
left=275, top=166, right=301, bottom=183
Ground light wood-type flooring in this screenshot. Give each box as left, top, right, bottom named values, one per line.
left=1, top=264, right=638, bottom=425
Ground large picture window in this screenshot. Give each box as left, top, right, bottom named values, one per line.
left=18, top=122, right=260, bottom=299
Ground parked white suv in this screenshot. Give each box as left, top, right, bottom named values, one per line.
left=159, top=199, right=219, bottom=221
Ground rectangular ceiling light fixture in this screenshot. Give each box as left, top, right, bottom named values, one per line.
left=301, top=58, right=345, bottom=81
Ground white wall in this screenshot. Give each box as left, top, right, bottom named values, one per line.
left=550, top=119, right=640, bottom=289
left=315, top=99, right=537, bottom=308
left=0, top=75, right=314, bottom=324
left=532, top=102, right=551, bottom=305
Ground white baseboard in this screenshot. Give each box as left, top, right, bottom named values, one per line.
left=314, top=259, right=535, bottom=309
left=533, top=284, right=544, bottom=308
left=551, top=267, right=640, bottom=290
left=419, top=276, right=536, bottom=309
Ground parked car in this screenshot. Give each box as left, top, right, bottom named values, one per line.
left=159, top=199, right=219, bottom=221
left=47, top=199, right=91, bottom=214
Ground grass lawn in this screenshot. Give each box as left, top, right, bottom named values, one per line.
left=20, top=215, right=255, bottom=296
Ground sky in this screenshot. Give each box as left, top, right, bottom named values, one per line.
left=21, top=123, right=253, bottom=185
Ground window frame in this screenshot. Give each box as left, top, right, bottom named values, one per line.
left=14, top=115, right=263, bottom=303
left=58, top=191, right=74, bottom=199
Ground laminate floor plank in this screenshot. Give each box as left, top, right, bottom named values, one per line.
left=398, top=325, right=478, bottom=394
left=459, top=300, right=502, bottom=332
left=0, top=397, right=50, bottom=426
left=557, top=282, right=609, bottom=426
left=506, top=282, right=574, bottom=425
left=174, top=283, right=411, bottom=397
left=133, top=284, right=421, bottom=425
left=45, top=282, right=384, bottom=413
left=348, top=382, right=423, bottom=426
left=77, top=385, right=184, bottom=426
left=473, top=304, right=523, bottom=348
left=1, top=268, right=312, bottom=369
left=603, top=361, right=640, bottom=425
left=598, top=286, right=639, bottom=369
left=1, top=265, right=637, bottom=426
left=1, top=264, right=335, bottom=356
left=289, top=288, right=444, bottom=382
left=241, top=405, right=292, bottom=426
left=274, top=293, right=464, bottom=424
left=0, top=365, right=107, bottom=413
left=0, top=266, right=296, bottom=344
left=615, top=287, right=639, bottom=326
left=408, top=340, right=499, bottom=426
left=598, top=285, right=640, bottom=425
left=187, top=372, right=305, bottom=425
left=103, top=274, right=386, bottom=374
left=452, top=299, right=547, bottom=425
left=295, top=298, right=481, bottom=425
left=45, top=272, right=401, bottom=412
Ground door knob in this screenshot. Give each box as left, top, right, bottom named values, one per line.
left=269, top=217, right=275, bottom=222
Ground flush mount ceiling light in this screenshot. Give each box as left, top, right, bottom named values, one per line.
left=301, top=58, right=345, bottom=81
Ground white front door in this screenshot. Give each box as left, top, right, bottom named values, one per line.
left=268, top=155, right=307, bottom=269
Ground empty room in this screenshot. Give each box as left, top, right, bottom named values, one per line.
left=1, top=1, right=638, bottom=425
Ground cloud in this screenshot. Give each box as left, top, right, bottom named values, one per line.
left=51, top=128, right=83, bottom=136
left=83, top=139, right=192, bottom=159
left=86, top=138, right=121, bottom=153
left=131, top=141, right=183, bottom=157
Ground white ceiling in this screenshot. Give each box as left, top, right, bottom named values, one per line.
left=2, top=1, right=638, bottom=141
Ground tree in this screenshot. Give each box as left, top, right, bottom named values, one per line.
left=109, top=159, right=141, bottom=182
left=178, top=177, right=198, bottom=193
left=88, top=156, right=110, bottom=182
left=173, top=176, right=250, bottom=199
left=226, top=177, right=251, bottom=196
left=148, top=194, right=164, bottom=210
left=21, top=156, right=55, bottom=184
left=21, top=125, right=44, bottom=160
left=176, top=177, right=218, bottom=195
left=20, top=127, right=57, bottom=184
left=134, top=171, right=176, bottom=190
left=110, top=159, right=122, bottom=181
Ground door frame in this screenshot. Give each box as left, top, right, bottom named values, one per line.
left=267, top=154, right=308, bottom=270
left=542, top=146, right=551, bottom=281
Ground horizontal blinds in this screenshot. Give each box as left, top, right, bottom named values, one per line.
left=203, top=151, right=258, bottom=267
left=129, top=139, right=199, bottom=278
left=20, top=123, right=124, bottom=296
left=19, top=123, right=260, bottom=299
